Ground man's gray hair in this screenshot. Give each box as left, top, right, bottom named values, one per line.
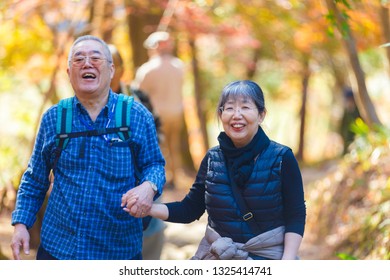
left=67, top=35, right=113, bottom=67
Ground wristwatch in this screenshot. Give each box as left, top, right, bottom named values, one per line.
left=148, top=181, right=158, bottom=193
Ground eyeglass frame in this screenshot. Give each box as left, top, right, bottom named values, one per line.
left=71, top=55, right=111, bottom=67
left=219, top=105, right=258, bottom=116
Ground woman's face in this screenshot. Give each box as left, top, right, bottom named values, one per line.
left=219, top=96, right=265, bottom=148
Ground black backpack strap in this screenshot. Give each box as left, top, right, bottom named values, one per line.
left=227, top=167, right=262, bottom=234
left=57, top=127, right=130, bottom=139
left=223, top=149, right=263, bottom=234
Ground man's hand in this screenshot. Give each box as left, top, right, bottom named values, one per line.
left=121, top=181, right=156, bottom=217
left=10, top=223, right=30, bottom=260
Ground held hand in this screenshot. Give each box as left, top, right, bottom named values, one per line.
left=121, top=181, right=155, bottom=218
left=10, top=224, right=30, bottom=260
left=122, top=194, right=170, bottom=221
left=121, top=193, right=139, bottom=215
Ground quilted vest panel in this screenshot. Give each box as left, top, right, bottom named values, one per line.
left=205, top=141, right=289, bottom=243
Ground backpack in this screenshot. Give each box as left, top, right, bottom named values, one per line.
left=53, top=93, right=152, bottom=230
left=53, top=93, right=134, bottom=172
left=123, top=85, right=162, bottom=142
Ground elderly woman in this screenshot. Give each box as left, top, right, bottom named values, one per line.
left=122, top=80, right=306, bottom=260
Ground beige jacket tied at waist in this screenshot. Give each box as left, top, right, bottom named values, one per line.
left=191, top=225, right=285, bottom=260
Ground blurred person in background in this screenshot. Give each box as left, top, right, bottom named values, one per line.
left=132, top=31, right=185, bottom=190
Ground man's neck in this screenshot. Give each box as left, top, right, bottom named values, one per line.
left=77, top=90, right=109, bottom=122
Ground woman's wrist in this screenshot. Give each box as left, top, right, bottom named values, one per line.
left=150, top=203, right=169, bottom=220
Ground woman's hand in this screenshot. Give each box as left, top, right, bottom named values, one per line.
left=121, top=192, right=139, bottom=215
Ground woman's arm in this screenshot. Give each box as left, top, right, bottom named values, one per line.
left=149, top=203, right=169, bottom=220
left=123, top=152, right=209, bottom=222
left=280, top=149, right=306, bottom=259
left=281, top=149, right=306, bottom=236
left=282, top=232, right=303, bottom=260
left=164, top=152, right=209, bottom=223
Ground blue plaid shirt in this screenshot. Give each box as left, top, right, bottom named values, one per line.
left=12, top=90, right=165, bottom=259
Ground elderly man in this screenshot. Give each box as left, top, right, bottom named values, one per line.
left=10, top=35, right=165, bottom=260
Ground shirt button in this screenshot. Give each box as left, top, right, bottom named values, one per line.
left=92, top=145, right=96, bottom=149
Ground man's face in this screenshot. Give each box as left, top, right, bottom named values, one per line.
left=67, top=40, right=114, bottom=96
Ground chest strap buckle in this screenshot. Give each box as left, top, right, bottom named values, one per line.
left=243, top=212, right=253, bottom=221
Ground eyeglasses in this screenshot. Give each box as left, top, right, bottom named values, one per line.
left=219, top=105, right=258, bottom=116
left=71, top=56, right=108, bottom=67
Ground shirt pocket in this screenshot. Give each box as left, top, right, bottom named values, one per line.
left=104, top=141, right=134, bottom=181
left=54, top=137, right=87, bottom=171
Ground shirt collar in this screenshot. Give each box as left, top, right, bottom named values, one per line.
left=74, top=90, right=117, bottom=117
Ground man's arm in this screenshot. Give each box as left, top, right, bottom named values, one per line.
left=122, top=103, right=165, bottom=216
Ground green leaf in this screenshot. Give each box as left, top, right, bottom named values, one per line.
left=336, top=252, right=358, bottom=260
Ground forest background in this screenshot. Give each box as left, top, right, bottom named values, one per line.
left=0, top=0, right=389, bottom=260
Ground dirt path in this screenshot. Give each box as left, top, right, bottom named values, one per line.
left=0, top=164, right=335, bottom=260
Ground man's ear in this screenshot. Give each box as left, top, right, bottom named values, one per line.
left=110, top=64, right=115, bottom=79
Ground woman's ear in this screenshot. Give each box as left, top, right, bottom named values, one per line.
left=218, top=107, right=223, bottom=117
left=258, top=111, right=266, bottom=125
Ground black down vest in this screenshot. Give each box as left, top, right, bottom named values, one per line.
left=205, top=141, right=290, bottom=244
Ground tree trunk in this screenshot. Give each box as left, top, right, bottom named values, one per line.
left=380, top=4, right=390, bottom=77
left=189, top=37, right=209, bottom=152
left=245, top=47, right=261, bottom=80
left=180, top=117, right=196, bottom=173
left=325, top=0, right=381, bottom=127
left=296, top=59, right=310, bottom=162
left=124, top=0, right=163, bottom=71
left=88, top=0, right=106, bottom=37
left=101, top=0, right=115, bottom=42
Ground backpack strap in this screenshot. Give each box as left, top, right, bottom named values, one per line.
left=117, top=93, right=152, bottom=231
left=56, top=97, right=74, bottom=150
left=227, top=167, right=263, bottom=234
left=115, top=94, right=142, bottom=181
left=53, top=94, right=134, bottom=173
left=53, top=97, right=74, bottom=172
left=115, top=94, right=134, bottom=141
